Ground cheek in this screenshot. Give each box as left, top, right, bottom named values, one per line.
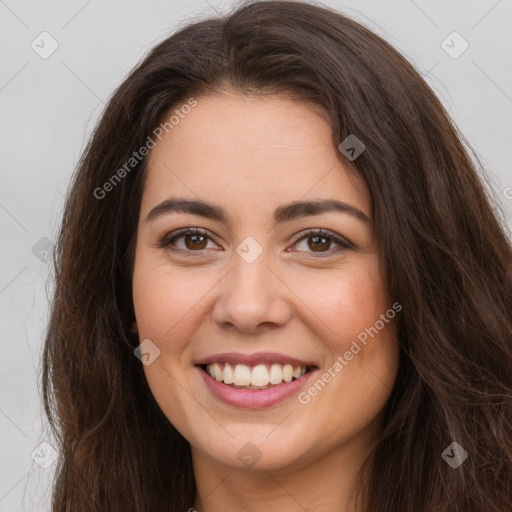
left=131, top=258, right=210, bottom=437
left=290, top=257, right=398, bottom=390
left=289, top=257, right=389, bottom=343
left=132, top=256, right=216, bottom=345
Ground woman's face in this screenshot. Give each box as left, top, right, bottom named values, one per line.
left=132, top=91, right=399, bottom=472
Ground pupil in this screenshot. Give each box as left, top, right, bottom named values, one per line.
left=186, top=234, right=207, bottom=249
left=309, top=236, right=329, bottom=251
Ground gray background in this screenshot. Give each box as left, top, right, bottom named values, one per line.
left=1, top=0, right=511, bottom=510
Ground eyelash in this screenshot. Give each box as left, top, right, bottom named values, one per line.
left=159, top=228, right=352, bottom=257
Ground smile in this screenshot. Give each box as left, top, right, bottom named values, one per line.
left=203, top=362, right=309, bottom=389
left=195, top=353, right=319, bottom=408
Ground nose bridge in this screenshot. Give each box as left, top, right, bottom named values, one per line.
left=211, top=243, right=291, bottom=331
left=229, top=233, right=272, bottom=297
left=232, top=247, right=270, bottom=294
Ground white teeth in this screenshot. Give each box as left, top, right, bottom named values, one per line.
left=251, top=364, right=270, bottom=386
left=282, top=364, right=293, bottom=383
left=212, top=363, right=223, bottom=381
left=222, top=363, right=234, bottom=384
left=205, top=362, right=308, bottom=387
left=234, top=364, right=251, bottom=386
left=269, top=364, right=283, bottom=384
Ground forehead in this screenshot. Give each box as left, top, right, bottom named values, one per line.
left=141, top=92, right=371, bottom=222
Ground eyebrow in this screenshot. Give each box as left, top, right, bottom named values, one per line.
left=145, top=197, right=371, bottom=225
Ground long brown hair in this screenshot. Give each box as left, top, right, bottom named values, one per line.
left=42, top=1, right=512, bottom=510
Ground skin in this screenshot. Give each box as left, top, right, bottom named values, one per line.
left=131, top=90, right=400, bottom=512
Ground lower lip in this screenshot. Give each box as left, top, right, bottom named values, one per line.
left=197, top=366, right=318, bottom=408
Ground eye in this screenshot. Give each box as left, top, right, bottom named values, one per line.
left=160, top=228, right=220, bottom=253
left=289, top=229, right=352, bottom=256
left=159, top=227, right=352, bottom=256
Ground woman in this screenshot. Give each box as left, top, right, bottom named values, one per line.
left=42, top=1, right=512, bottom=511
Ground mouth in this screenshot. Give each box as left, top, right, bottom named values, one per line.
left=194, top=352, right=320, bottom=407
left=196, top=362, right=317, bottom=390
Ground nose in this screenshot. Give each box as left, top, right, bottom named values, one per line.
left=211, top=252, right=292, bottom=333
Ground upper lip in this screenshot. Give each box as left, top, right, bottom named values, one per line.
left=195, top=352, right=318, bottom=368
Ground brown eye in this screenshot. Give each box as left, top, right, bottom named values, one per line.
left=162, top=228, right=218, bottom=252
left=307, top=235, right=331, bottom=252
left=183, top=233, right=208, bottom=250
left=292, top=229, right=352, bottom=256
